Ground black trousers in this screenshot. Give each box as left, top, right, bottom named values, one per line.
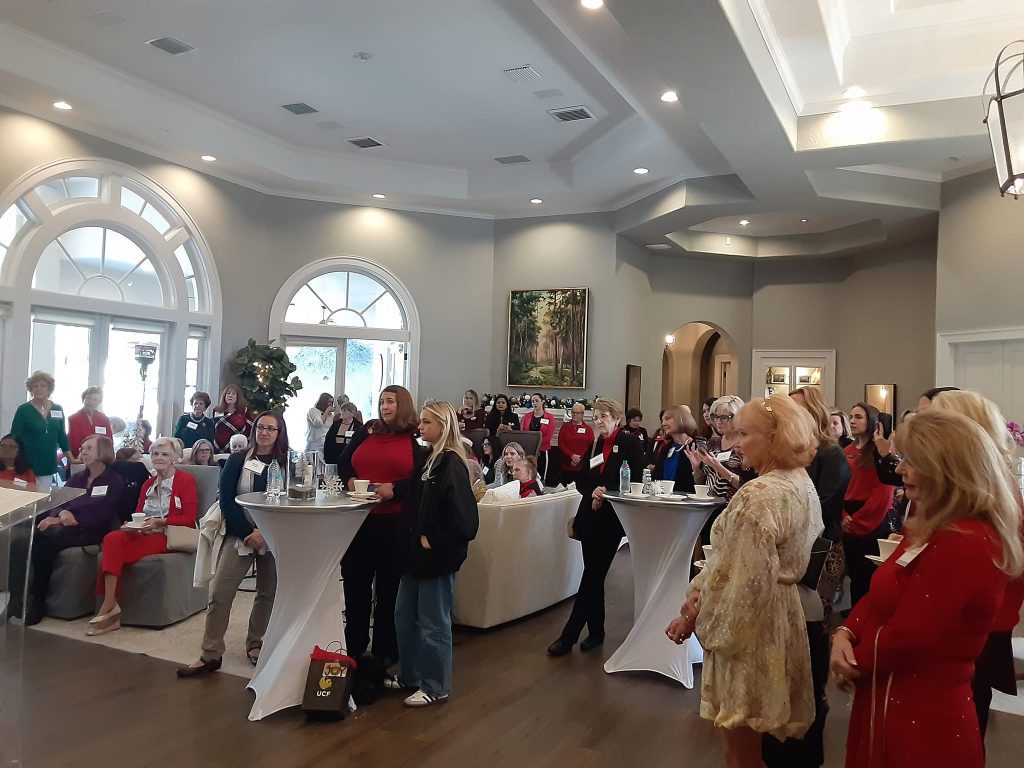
left=763, top=621, right=831, bottom=767
left=341, top=513, right=402, bottom=662
left=842, top=534, right=878, bottom=608
left=558, top=530, right=622, bottom=644
left=7, top=529, right=89, bottom=621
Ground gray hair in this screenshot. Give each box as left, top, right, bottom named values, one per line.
left=711, top=395, right=744, bottom=418
left=150, top=436, right=182, bottom=460
left=229, top=434, right=248, bottom=449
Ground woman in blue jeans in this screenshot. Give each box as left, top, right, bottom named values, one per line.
left=388, top=401, right=479, bottom=707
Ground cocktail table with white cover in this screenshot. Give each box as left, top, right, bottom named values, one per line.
left=235, top=491, right=372, bottom=721
left=603, top=492, right=722, bottom=688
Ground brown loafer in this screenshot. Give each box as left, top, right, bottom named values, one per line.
left=176, top=657, right=222, bottom=678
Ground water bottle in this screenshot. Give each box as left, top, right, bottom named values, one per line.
left=642, top=467, right=655, bottom=496
left=495, top=463, right=505, bottom=486
left=267, top=460, right=283, bottom=498
left=618, top=462, right=630, bottom=495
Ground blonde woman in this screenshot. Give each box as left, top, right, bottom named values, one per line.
left=687, top=395, right=745, bottom=501
left=831, top=410, right=1023, bottom=768
left=389, top=401, right=479, bottom=707
left=667, top=395, right=822, bottom=768
left=930, top=390, right=1024, bottom=740
left=10, top=371, right=70, bottom=490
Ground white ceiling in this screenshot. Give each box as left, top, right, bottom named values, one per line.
left=0, top=0, right=1014, bottom=256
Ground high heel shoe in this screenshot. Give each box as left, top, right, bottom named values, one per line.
left=85, top=618, right=120, bottom=636
left=89, top=605, right=121, bottom=625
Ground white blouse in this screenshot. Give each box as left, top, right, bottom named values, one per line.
left=141, top=475, right=175, bottom=519
left=305, top=407, right=335, bottom=454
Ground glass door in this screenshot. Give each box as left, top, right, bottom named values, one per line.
left=344, top=339, right=408, bottom=421
left=284, top=344, right=338, bottom=450
left=105, top=324, right=165, bottom=432
left=30, top=316, right=93, bottom=412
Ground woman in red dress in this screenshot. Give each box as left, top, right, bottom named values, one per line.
left=831, top=410, right=1023, bottom=768
left=213, top=384, right=255, bottom=452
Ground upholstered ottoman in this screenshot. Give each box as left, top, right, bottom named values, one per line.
left=45, top=545, right=100, bottom=620
left=118, top=552, right=208, bottom=627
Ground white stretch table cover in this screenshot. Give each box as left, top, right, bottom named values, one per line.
left=453, top=490, right=583, bottom=629
left=603, top=493, right=720, bottom=688
left=236, top=492, right=370, bottom=721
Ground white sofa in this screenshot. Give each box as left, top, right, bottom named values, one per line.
left=453, top=490, right=584, bottom=629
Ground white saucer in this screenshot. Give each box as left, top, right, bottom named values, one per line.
left=622, top=492, right=650, bottom=499
left=348, top=491, right=377, bottom=499
left=686, top=494, right=717, bottom=503
left=865, top=554, right=886, bottom=564
left=656, top=493, right=687, bottom=501
left=123, top=521, right=147, bottom=530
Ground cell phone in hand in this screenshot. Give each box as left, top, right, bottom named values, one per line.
left=367, top=483, right=380, bottom=493
left=694, top=438, right=708, bottom=453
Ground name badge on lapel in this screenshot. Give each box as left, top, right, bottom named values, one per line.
left=896, top=543, right=927, bottom=567
left=345, top=430, right=354, bottom=438
left=577, top=427, right=587, bottom=434
left=244, top=458, right=267, bottom=475
left=91, top=485, right=108, bottom=497
left=174, top=496, right=182, bottom=509
left=540, top=418, right=550, bottom=425
left=589, top=454, right=604, bottom=469
left=612, top=445, right=619, bottom=454
left=50, top=409, right=63, bottom=419
left=716, top=450, right=732, bottom=462
left=186, top=422, right=198, bottom=430
left=667, top=446, right=677, bottom=458
left=95, top=426, right=107, bottom=434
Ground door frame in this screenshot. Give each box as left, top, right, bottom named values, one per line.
left=936, top=327, right=1024, bottom=386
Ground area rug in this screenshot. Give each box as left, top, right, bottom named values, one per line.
left=28, top=591, right=257, bottom=679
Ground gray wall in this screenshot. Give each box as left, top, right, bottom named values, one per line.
left=937, top=170, right=1024, bottom=334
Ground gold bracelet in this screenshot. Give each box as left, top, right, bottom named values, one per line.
left=832, top=625, right=856, bottom=642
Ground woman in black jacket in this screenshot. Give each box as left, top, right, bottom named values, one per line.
left=548, top=397, right=644, bottom=656
left=650, top=405, right=697, bottom=494
left=322, top=402, right=362, bottom=466
left=485, top=393, right=520, bottom=438
left=390, top=401, right=479, bottom=708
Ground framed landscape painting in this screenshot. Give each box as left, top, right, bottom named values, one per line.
left=507, top=288, right=588, bottom=388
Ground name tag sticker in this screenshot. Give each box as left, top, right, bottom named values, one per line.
left=50, top=410, right=63, bottom=419
left=95, top=426, right=107, bottom=434
left=716, top=451, right=732, bottom=462
left=174, top=496, right=182, bottom=509
left=540, top=418, right=550, bottom=425
left=345, top=430, right=354, bottom=438
left=589, top=454, right=604, bottom=469
left=13, top=477, right=28, bottom=487
left=612, top=445, right=619, bottom=454
left=244, top=459, right=267, bottom=475
left=577, top=427, right=587, bottom=434
left=896, top=543, right=927, bottom=567
left=186, top=422, right=198, bottom=430
left=91, top=485, right=108, bottom=497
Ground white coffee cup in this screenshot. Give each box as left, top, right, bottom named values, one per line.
left=693, top=484, right=711, bottom=499
left=702, top=545, right=713, bottom=560
left=877, top=538, right=899, bottom=560
left=353, top=479, right=370, bottom=494
left=629, top=482, right=644, bottom=495
left=657, top=480, right=675, bottom=495
left=131, top=512, right=146, bottom=526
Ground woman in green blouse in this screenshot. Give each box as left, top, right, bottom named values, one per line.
left=10, top=371, right=70, bottom=490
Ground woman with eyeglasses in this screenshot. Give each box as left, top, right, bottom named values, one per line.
left=557, top=403, right=594, bottom=487
left=188, top=439, right=217, bottom=466
left=477, top=436, right=498, bottom=483
left=686, top=395, right=746, bottom=501
left=178, top=412, right=288, bottom=676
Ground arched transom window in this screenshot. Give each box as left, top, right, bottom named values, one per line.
left=285, top=270, right=405, bottom=329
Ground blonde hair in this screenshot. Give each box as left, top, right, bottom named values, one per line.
left=739, top=396, right=817, bottom=470
left=711, top=395, right=744, bottom=418
left=421, top=401, right=470, bottom=479
left=514, top=455, right=538, bottom=480
left=931, top=390, right=1017, bottom=470
left=662, top=405, right=696, bottom=436
left=25, top=370, right=55, bottom=394
left=150, top=436, right=182, bottom=461
left=830, top=409, right=852, bottom=440
left=592, top=397, right=624, bottom=424
left=790, top=386, right=834, bottom=444
left=896, top=410, right=1023, bottom=577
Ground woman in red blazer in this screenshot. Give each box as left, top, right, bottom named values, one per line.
left=89, top=437, right=198, bottom=635
left=831, top=410, right=1023, bottom=768
left=557, top=403, right=594, bottom=487
left=521, top=393, right=556, bottom=484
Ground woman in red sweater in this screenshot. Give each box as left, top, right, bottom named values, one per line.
left=557, top=403, right=593, bottom=487
left=521, top=393, right=556, bottom=484
left=67, top=386, right=112, bottom=460
left=89, top=436, right=198, bottom=635
left=831, top=410, right=1022, bottom=768
left=338, top=385, right=425, bottom=664
left=213, top=384, right=255, bottom=452
left=842, top=402, right=895, bottom=607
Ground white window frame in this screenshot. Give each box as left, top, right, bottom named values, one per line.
left=269, top=256, right=420, bottom=398
left=0, top=160, right=222, bottom=434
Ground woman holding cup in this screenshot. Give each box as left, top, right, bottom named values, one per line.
left=305, top=392, right=337, bottom=456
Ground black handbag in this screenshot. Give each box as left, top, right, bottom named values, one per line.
left=301, top=643, right=356, bottom=721
left=799, top=536, right=833, bottom=590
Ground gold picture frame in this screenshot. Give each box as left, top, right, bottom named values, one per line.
left=507, top=288, right=588, bottom=388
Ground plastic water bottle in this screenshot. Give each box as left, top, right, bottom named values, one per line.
left=642, top=467, right=655, bottom=496
left=495, top=463, right=505, bottom=486
left=267, top=460, right=283, bottom=498
left=618, top=462, right=630, bottom=495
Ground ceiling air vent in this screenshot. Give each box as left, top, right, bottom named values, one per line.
left=282, top=102, right=319, bottom=115
left=548, top=105, right=594, bottom=123
left=494, top=155, right=531, bottom=165
left=146, top=36, right=195, bottom=55
left=347, top=137, right=384, bottom=149
left=503, top=65, right=542, bottom=82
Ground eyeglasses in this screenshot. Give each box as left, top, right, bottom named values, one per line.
left=710, top=414, right=733, bottom=422
left=254, top=425, right=279, bottom=433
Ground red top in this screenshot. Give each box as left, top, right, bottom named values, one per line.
left=601, top=428, right=620, bottom=465
left=842, top=520, right=1004, bottom=768
left=137, top=470, right=199, bottom=528
left=214, top=409, right=255, bottom=452
left=68, top=409, right=112, bottom=457
left=843, top=443, right=894, bottom=537
left=519, top=480, right=543, bottom=498
left=557, top=421, right=594, bottom=472
left=521, top=411, right=556, bottom=452
left=351, top=433, right=415, bottom=516
left=0, top=468, right=37, bottom=485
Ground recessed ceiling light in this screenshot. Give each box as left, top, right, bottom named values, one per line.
left=633, top=167, right=649, bottom=175
left=660, top=90, right=679, bottom=103
left=372, top=193, right=386, bottom=199
left=53, top=101, right=72, bottom=110
left=800, top=218, right=808, bottom=223
left=739, top=219, right=750, bottom=226
left=839, top=99, right=872, bottom=113
left=200, top=155, right=217, bottom=162
left=581, top=0, right=604, bottom=8
left=843, top=86, right=866, bottom=99
left=530, top=198, right=543, bottom=204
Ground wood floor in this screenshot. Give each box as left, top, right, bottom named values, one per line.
left=2, top=548, right=1021, bottom=768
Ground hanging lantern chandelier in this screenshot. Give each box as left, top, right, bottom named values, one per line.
left=983, top=41, right=1024, bottom=198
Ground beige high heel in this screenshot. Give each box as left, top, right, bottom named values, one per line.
left=88, top=605, right=121, bottom=625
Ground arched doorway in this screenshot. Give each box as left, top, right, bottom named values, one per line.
left=661, top=322, right=738, bottom=411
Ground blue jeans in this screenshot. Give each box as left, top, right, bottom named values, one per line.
left=394, top=572, right=455, bottom=696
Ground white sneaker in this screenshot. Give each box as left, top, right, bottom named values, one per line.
left=403, top=690, right=449, bottom=707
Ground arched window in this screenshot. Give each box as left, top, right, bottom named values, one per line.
left=270, top=258, right=418, bottom=445
left=0, top=161, right=221, bottom=436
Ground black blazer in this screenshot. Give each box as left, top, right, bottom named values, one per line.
left=404, top=451, right=479, bottom=579
left=808, top=440, right=851, bottom=542
left=572, top=429, right=644, bottom=541
left=651, top=439, right=696, bottom=494
left=485, top=409, right=520, bottom=438
left=323, top=418, right=363, bottom=465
